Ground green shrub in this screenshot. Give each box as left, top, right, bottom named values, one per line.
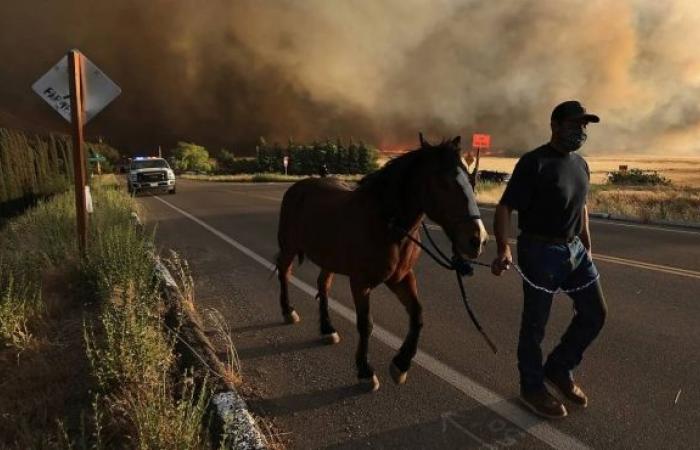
left=216, top=152, right=259, bottom=174
left=171, top=142, right=213, bottom=173
left=607, top=168, right=671, bottom=186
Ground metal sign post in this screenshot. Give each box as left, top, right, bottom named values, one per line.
left=283, top=156, right=289, bottom=175
left=68, top=50, right=88, bottom=254
left=469, top=133, right=491, bottom=189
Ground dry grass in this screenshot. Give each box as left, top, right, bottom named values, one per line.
left=475, top=181, right=506, bottom=206
left=474, top=155, right=700, bottom=224
left=478, top=155, right=700, bottom=187
left=0, top=178, right=216, bottom=449
left=203, top=307, right=242, bottom=384
left=0, top=272, right=96, bottom=450
left=588, top=186, right=700, bottom=223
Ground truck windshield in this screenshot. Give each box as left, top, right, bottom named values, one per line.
left=131, top=160, right=168, bottom=169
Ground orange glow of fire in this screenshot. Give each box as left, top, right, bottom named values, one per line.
left=378, top=140, right=415, bottom=154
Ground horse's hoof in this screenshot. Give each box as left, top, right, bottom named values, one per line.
left=390, top=362, right=408, bottom=385
left=321, top=332, right=340, bottom=345
left=359, top=374, right=380, bottom=392
left=284, top=310, right=300, bottom=324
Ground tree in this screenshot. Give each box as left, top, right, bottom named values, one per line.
left=171, top=141, right=212, bottom=173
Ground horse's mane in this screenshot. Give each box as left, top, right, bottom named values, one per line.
left=357, top=146, right=427, bottom=193
left=356, top=142, right=444, bottom=228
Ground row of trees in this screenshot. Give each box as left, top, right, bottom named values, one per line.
left=0, top=128, right=74, bottom=220
left=255, top=138, right=379, bottom=175
left=168, top=138, right=380, bottom=176
left=0, top=128, right=122, bottom=222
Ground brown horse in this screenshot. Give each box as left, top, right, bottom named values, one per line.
left=276, top=134, right=488, bottom=391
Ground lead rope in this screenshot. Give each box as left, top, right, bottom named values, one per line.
left=415, top=221, right=600, bottom=294
left=390, top=220, right=498, bottom=353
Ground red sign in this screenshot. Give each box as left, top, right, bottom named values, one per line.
left=472, top=133, right=491, bottom=149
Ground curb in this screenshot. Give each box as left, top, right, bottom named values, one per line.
left=133, top=213, right=268, bottom=449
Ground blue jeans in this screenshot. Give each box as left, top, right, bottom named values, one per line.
left=516, top=235, right=607, bottom=393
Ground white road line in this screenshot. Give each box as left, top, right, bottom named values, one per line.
left=153, top=196, right=589, bottom=450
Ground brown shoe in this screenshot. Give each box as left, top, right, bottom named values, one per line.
left=545, top=372, right=588, bottom=408
left=520, top=388, right=568, bottom=419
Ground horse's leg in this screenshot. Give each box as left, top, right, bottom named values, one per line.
left=317, top=270, right=340, bottom=344
left=350, top=279, right=379, bottom=392
left=277, top=252, right=300, bottom=324
left=385, top=271, right=423, bottom=384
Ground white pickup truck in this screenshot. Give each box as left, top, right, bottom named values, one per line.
left=126, top=157, right=176, bottom=195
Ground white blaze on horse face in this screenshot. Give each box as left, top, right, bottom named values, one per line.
left=476, top=218, right=488, bottom=248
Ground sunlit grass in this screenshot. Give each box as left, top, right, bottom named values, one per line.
left=1, top=176, right=215, bottom=449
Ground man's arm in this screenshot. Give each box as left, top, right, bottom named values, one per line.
left=579, top=204, right=592, bottom=258
left=491, top=203, right=514, bottom=275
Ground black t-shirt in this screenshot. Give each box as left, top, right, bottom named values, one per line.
left=499, top=144, right=589, bottom=239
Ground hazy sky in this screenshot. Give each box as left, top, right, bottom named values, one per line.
left=1, top=0, right=699, bottom=155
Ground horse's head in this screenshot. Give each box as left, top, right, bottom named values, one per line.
left=418, top=134, right=488, bottom=259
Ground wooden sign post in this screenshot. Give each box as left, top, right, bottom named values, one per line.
left=68, top=50, right=88, bottom=254
left=33, top=49, right=121, bottom=255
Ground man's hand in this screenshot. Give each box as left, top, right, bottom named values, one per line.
left=491, top=245, right=513, bottom=276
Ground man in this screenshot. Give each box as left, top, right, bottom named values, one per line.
left=491, top=100, right=607, bottom=419
left=319, top=163, right=329, bottom=177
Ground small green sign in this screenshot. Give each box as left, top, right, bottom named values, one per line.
left=88, top=153, right=106, bottom=162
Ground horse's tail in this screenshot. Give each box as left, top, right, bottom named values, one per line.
left=277, top=182, right=306, bottom=267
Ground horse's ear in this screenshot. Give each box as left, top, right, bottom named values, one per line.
left=451, top=135, right=461, bottom=148
left=419, top=132, right=428, bottom=148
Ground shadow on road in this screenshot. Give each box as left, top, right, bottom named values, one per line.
left=237, top=338, right=329, bottom=360
left=249, top=384, right=368, bottom=416
left=231, top=321, right=289, bottom=334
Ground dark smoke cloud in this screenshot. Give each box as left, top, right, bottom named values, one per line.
left=1, top=0, right=699, bottom=155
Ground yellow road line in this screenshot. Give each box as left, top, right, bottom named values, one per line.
left=426, top=225, right=699, bottom=280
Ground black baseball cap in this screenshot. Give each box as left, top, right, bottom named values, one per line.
left=551, top=100, right=600, bottom=123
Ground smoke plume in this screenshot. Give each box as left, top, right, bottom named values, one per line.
left=1, top=0, right=699, bottom=155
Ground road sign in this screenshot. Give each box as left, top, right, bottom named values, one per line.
left=32, top=50, right=120, bottom=254
left=88, top=153, right=106, bottom=162
left=33, top=54, right=121, bottom=123
left=283, top=156, right=289, bottom=175
left=472, top=133, right=491, bottom=149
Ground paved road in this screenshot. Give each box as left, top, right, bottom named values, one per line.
left=138, top=179, right=700, bottom=449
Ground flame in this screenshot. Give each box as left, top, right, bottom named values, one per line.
left=378, top=141, right=414, bottom=154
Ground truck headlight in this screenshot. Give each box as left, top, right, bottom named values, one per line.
left=167, top=170, right=175, bottom=180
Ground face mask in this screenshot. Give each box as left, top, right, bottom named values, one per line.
left=560, top=129, right=587, bottom=151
